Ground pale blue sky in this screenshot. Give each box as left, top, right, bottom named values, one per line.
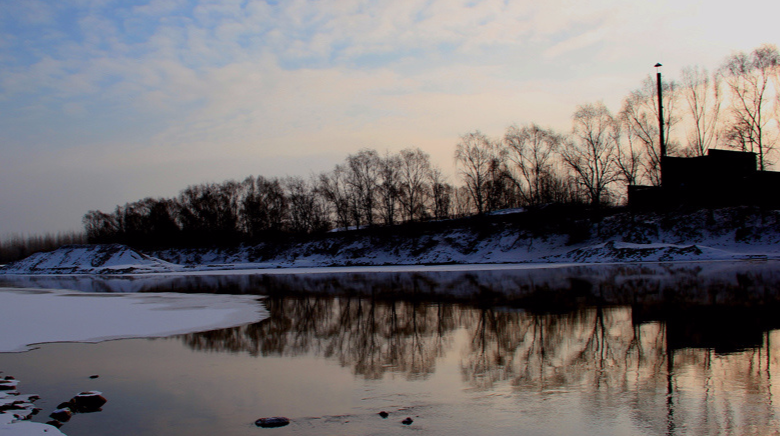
left=1, top=0, right=778, bottom=234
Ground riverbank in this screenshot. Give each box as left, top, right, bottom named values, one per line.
left=2, top=207, right=780, bottom=275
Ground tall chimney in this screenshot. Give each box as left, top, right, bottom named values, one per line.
left=655, top=63, right=665, bottom=186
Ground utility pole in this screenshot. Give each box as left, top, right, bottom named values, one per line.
left=655, top=63, right=665, bottom=186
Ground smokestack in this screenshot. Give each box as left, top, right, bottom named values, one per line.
left=655, top=63, right=665, bottom=186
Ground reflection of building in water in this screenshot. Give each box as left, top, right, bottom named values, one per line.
left=179, top=295, right=780, bottom=435
left=460, top=305, right=780, bottom=435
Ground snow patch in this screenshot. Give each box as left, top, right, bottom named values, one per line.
left=0, top=245, right=178, bottom=275
left=1, top=388, right=64, bottom=435
left=0, top=288, right=268, bottom=352
left=541, top=241, right=734, bottom=263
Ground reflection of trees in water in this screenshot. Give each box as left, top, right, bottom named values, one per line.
left=179, top=293, right=780, bottom=433
left=180, top=296, right=457, bottom=379
left=172, top=264, right=780, bottom=434
left=459, top=304, right=780, bottom=435
left=461, top=306, right=666, bottom=393
left=668, top=333, right=780, bottom=435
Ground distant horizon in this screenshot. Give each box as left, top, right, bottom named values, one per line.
left=2, top=0, right=778, bottom=236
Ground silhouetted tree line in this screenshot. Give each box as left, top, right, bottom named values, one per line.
left=83, top=148, right=465, bottom=248
left=455, top=44, right=780, bottom=211
left=0, top=232, right=86, bottom=264
left=80, top=44, right=780, bottom=248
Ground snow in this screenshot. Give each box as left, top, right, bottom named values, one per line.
left=486, top=207, right=525, bottom=216
left=1, top=388, right=64, bottom=435
left=0, top=245, right=176, bottom=275
left=0, top=288, right=268, bottom=435
left=0, top=420, right=65, bottom=436
left=1, top=237, right=778, bottom=276
left=3, top=208, right=780, bottom=276
left=0, top=288, right=268, bottom=353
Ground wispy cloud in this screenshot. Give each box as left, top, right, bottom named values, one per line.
left=1, top=0, right=778, bottom=233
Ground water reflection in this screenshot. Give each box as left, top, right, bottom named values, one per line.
left=5, top=262, right=780, bottom=434
left=178, top=291, right=780, bottom=434
left=182, top=297, right=456, bottom=380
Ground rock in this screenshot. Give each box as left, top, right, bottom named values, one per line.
left=57, top=402, right=74, bottom=410
left=402, top=417, right=413, bottom=425
left=71, top=391, right=107, bottom=412
left=50, top=408, right=72, bottom=422
left=255, top=417, right=290, bottom=428
left=0, top=379, right=19, bottom=390
left=89, top=375, right=99, bottom=379
left=0, top=400, right=28, bottom=411
left=46, top=420, right=64, bottom=429
left=378, top=411, right=389, bottom=418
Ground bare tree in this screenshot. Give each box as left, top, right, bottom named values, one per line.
left=485, top=156, right=519, bottom=212
left=452, top=185, right=474, bottom=218
left=429, top=168, right=452, bottom=220
left=503, top=124, right=564, bottom=206
left=562, top=102, right=621, bottom=207
left=620, top=75, right=679, bottom=186
left=284, top=176, right=329, bottom=234
left=719, top=44, right=780, bottom=170
left=681, top=65, right=722, bottom=156
left=317, top=165, right=352, bottom=231
left=176, top=181, right=243, bottom=245
left=455, top=131, right=500, bottom=215
left=83, top=210, right=119, bottom=243
left=722, top=116, right=758, bottom=153
left=398, top=148, right=433, bottom=222
left=610, top=113, right=642, bottom=189
left=377, top=152, right=402, bottom=226
left=241, top=176, right=287, bottom=238
left=345, top=149, right=381, bottom=227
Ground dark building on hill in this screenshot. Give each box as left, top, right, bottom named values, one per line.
left=628, top=149, right=780, bottom=209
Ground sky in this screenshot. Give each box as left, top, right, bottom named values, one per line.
left=1, top=0, right=778, bottom=236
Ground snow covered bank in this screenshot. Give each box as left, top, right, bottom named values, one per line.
left=0, top=288, right=268, bottom=352
left=2, top=208, right=780, bottom=275
left=0, top=244, right=178, bottom=275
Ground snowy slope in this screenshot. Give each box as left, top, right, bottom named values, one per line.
left=2, top=208, right=780, bottom=275
left=0, top=244, right=179, bottom=274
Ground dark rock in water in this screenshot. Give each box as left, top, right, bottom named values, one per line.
left=57, top=402, right=74, bottom=410
left=255, top=417, right=290, bottom=428
left=71, top=391, right=107, bottom=412
left=0, top=379, right=18, bottom=390
left=4, top=376, right=15, bottom=380
left=46, top=420, right=64, bottom=429
left=402, top=417, right=413, bottom=425
left=0, top=401, right=28, bottom=411
left=89, top=375, right=99, bottom=379
left=50, top=408, right=72, bottom=422
left=378, top=411, right=389, bottom=418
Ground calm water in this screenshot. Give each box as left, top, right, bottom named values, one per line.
left=2, top=262, right=780, bottom=435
